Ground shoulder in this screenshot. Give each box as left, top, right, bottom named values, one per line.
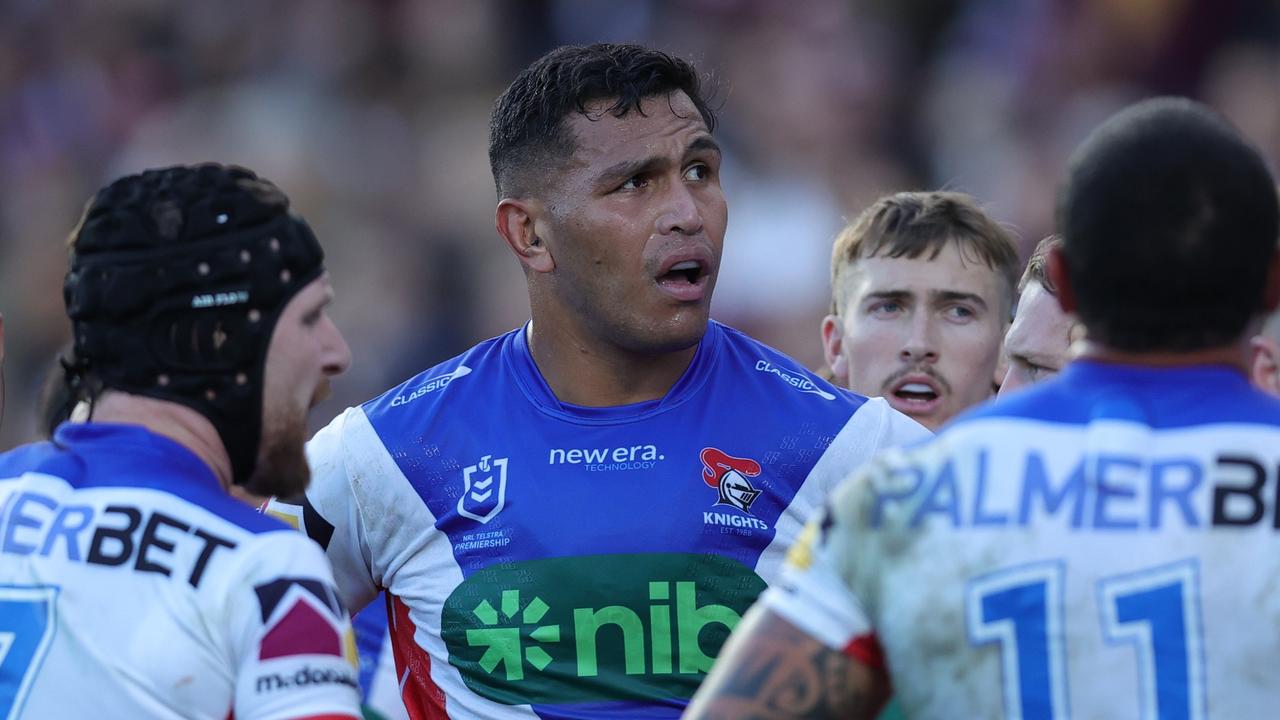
left=359, top=330, right=514, bottom=423
left=309, top=330, right=518, bottom=461
left=201, top=521, right=345, bottom=612
left=710, top=321, right=865, bottom=411
left=0, top=440, right=79, bottom=483
left=949, top=375, right=1084, bottom=427
left=236, top=524, right=340, bottom=574
left=961, top=361, right=1280, bottom=429
left=195, top=488, right=295, bottom=536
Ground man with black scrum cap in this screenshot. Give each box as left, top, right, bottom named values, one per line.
left=0, top=164, right=360, bottom=720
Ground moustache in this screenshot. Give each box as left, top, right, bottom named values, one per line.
left=880, top=365, right=952, bottom=396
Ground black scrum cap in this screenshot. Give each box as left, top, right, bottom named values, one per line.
left=64, top=164, right=324, bottom=484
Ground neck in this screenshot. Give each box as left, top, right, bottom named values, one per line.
left=83, top=390, right=233, bottom=489
left=1075, top=336, right=1252, bottom=373
left=526, top=319, right=701, bottom=407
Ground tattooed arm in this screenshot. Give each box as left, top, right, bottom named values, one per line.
left=684, top=604, right=889, bottom=720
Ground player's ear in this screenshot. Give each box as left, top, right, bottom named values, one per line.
left=1046, top=245, right=1077, bottom=315
left=1251, top=335, right=1280, bottom=396
left=821, top=314, right=849, bottom=387
left=496, top=199, right=554, bottom=274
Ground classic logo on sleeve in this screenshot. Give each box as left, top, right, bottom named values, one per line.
left=755, top=359, right=836, bottom=400
left=254, top=577, right=357, bottom=666
left=458, top=454, right=508, bottom=524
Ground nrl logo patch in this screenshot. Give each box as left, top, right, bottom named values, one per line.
left=700, top=448, right=763, bottom=514
left=459, top=454, right=509, bottom=524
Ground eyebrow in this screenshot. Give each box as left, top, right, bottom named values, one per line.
left=861, top=290, right=912, bottom=306
left=596, top=134, right=722, bottom=188
left=930, top=290, right=989, bottom=312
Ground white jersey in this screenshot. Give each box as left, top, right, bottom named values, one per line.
left=0, top=423, right=361, bottom=720
left=767, top=361, right=1280, bottom=719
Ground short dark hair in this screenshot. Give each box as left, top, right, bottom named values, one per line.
left=830, top=191, right=1020, bottom=315
left=1019, top=235, right=1062, bottom=296
left=1057, top=97, right=1280, bottom=352
left=488, top=43, right=716, bottom=198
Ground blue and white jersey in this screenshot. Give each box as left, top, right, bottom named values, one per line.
left=268, top=321, right=928, bottom=719
left=768, top=361, right=1280, bottom=719
left=0, top=423, right=361, bottom=720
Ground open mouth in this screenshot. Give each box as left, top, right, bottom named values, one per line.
left=658, top=260, right=705, bottom=285
left=655, top=259, right=710, bottom=301
left=893, top=382, right=938, bottom=404
left=886, top=376, right=943, bottom=416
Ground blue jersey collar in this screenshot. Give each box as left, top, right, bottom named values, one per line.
left=53, top=422, right=222, bottom=493
left=505, top=321, right=722, bottom=423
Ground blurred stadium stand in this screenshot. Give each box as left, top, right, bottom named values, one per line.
left=0, top=0, right=1276, bottom=448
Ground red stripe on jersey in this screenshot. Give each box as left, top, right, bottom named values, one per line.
left=842, top=631, right=886, bottom=672
left=388, top=593, right=448, bottom=719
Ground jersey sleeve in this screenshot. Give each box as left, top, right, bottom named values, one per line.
left=265, top=408, right=380, bottom=614
left=758, top=460, right=890, bottom=672
left=226, top=531, right=362, bottom=720
left=867, top=396, right=933, bottom=453
left=802, top=396, right=932, bottom=499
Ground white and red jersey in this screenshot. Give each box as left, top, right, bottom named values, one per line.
left=0, top=423, right=361, bottom=720
left=767, top=361, right=1280, bottom=719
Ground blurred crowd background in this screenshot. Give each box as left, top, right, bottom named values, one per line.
left=1, top=0, right=1277, bottom=447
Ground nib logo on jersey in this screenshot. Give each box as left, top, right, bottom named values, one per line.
left=440, top=553, right=767, bottom=705
left=458, top=454, right=508, bottom=524
left=701, top=448, right=770, bottom=531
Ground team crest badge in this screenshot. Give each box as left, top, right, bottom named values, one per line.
left=701, top=448, right=763, bottom=514
left=459, top=454, right=508, bottom=524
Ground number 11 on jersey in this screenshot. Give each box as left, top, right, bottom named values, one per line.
left=967, top=559, right=1206, bottom=720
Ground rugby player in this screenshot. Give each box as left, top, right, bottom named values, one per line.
left=997, top=235, right=1079, bottom=397
left=821, top=191, right=1018, bottom=430
left=688, top=97, right=1280, bottom=718
left=267, top=43, right=928, bottom=718
left=0, top=164, right=360, bottom=719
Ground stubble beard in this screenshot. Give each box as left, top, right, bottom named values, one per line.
left=239, top=401, right=310, bottom=499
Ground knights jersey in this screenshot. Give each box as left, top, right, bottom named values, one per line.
left=0, top=423, right=361, bottom=720
left=767, top=361, right=1280, bottom=719
left=353, top=596, right=410, bottom=719
left=268, top=321, right=928, bottom=719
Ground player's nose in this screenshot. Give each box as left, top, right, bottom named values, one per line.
left=900, top=314, right=939, bottom=362
left=656, top=181, right=704, bottom=237
left=321, top=319, right=352, bottom=377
